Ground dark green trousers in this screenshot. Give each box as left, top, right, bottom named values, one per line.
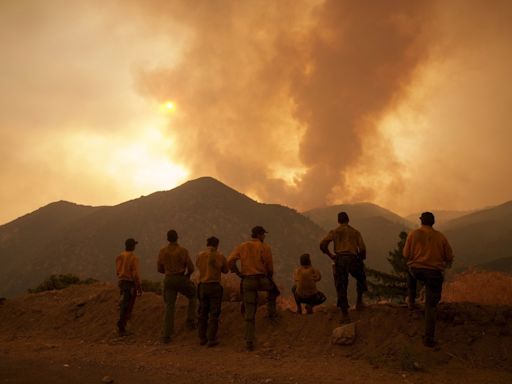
left=198, top=282, right=223, bottom=343
left=408, top=267, right=444, bottom=343
left=117, top=280, right=136, bottom=332
left=242, top=276, right=278, bottom=343
left=334, top=253, right=367, bottom=312
left=163, top=274, right=196, bottom=338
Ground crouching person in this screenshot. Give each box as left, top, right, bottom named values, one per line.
left=196, top=236, right=229, bottom=347
left=292, top=253, right=326, bottom=314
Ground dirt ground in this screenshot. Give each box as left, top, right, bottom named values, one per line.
left=1, top=283, right=511, bottom=384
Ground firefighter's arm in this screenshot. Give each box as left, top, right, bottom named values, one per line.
left=320, top=233, right=335, bottom=260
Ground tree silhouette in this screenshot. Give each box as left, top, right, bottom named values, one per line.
left=366, top=231, right=409, bottom=301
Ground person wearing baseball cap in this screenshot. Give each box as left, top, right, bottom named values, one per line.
left=403, top=211, right=454, bottom=348
left=227, top=225, right=279, bottom=351
left=115, top=238, right=142, bottom=336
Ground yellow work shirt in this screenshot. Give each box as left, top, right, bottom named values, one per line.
left=196, top=247, right=229, bottom=283
left=321, top=224, right=366, bottom=255
left=293, top=266, right=321, bottom=298
left=157, top=243, right=194, bottom=275
left=403, top=225, right=454, bottom=271
left=227, top=239, right=273, bottom=277
left=115, top=251, right=141, bottom=286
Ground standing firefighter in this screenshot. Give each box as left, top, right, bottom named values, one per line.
left=292, top=253, right=327, bottom=314
left=196, top=236, right=229, bottom=347
left=227, top=226, right=279, bottom=351
left=115, top=238, right=142, bottom=336
left=320, top=211, right=367, bottom=323
left=403, top=212, right=454, bottom=348
left=157, top=229, right=196, bottom=344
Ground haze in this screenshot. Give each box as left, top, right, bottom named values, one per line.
left=1, top=0, right=511, bottom=224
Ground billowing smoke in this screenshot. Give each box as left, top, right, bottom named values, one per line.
left=1, top=0, right=511, bottom=224
left=134, top=0, right=432, bottom=209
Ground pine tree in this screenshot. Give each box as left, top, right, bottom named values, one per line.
left=366, top=231, right=409, bottom=301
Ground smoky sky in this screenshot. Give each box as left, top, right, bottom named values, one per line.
left=1, top=0, right=511, bottom=224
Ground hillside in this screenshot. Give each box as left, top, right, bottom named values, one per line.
left=0, top=177, right=328, bottom=297
left=405, top=210, right=472, bottom=227
left=0, top=201, right=101, bottom=297
left=304, top=203, right=412, bottom=272
left=0, top=284, right=511, bottom=383
left=442, top=201, right=512, bottom=269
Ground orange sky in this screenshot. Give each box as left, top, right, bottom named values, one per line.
left=1, top=0, right=511, bottom=224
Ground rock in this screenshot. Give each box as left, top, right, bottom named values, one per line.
left=331, top=323, right=356, bottom=345
left=102, top=375, right=114, bottom=383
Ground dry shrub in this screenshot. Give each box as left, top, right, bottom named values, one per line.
left=443, top=269, right=512, bottom=305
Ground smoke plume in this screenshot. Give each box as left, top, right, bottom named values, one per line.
left=135, top=0, right=432, bottom=210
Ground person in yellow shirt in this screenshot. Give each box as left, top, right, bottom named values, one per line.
left=320, top=211, right=367, bottom=323
left=115, top=238, right=142, bottom=336
left=196, top=236, right=229, bottom=347
left=403, top=212, right=454, bottom=348
left=292, top=253, right=326, bottom=314
left=227, top=226, right=279, bottom=351
left=157, top=229, right=196, bottom=344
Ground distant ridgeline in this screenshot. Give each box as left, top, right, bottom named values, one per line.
left=0, top=177, right=511, bottom=297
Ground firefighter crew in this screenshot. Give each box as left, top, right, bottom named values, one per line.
left=157, top=229, right=196, bottom=344
left=227, top=226, right=279, bottom=351
left=320, top=211, right=367, bottom=324
left=196, top=236, right=229, bottom=347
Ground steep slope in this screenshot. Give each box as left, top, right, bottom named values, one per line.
left=0, top=283, right=511, bottom=381
left=442, top=201, right=512, bottom=268
left=304, top=203, right=412, bottom=272
left=0, top=177, right=327, bottom=297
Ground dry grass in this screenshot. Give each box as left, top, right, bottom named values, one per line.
left=443, top=269, right=512, bottom=305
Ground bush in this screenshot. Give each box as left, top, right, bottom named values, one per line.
left=366, top=231, right=410, bottom=302
left=28, top=274, right=98, bottom=293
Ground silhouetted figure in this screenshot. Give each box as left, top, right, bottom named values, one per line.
left=227, top=226, right=279, bottom=351
left=196, top=236, right=229, bottom=347
left=292, top=253, right=326, bottom=314
left=115, top=238, right=142, bottom=336
left=320, top=212, right=367, bottom=323
left=403, top=212, right=454, bottom=348
left=157, top=229, right=196, bottom=343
